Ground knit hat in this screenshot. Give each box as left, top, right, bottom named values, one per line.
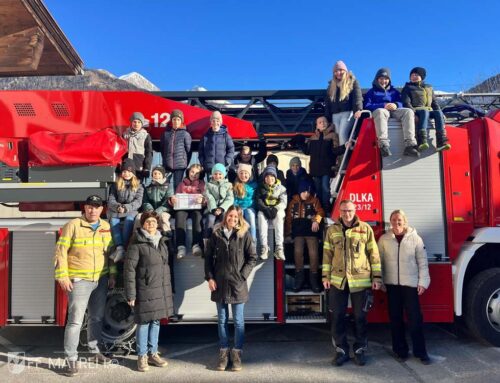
left=152, top=165, right=166, bottom=178
left=211, top=163, right=227, bottom=177
left=375, top=67, right=391, bottom=81
left=410, top=67, right=426, bottom=81
left=266, top=154, right=279, bottom=166
left=334, top=60, right=348, bottom=72
left=121, top=158, right=136, bottom=175
left=171, top=109, right=184, bottom=123
left=289, top=156, right=302, bottom=167
left=129, top=112, right=146, bottom=125
left=262, top=165, right=277, bottom=178
left=298, top=179, right=313, bottom=194
left=237, top=163, right=253, bottom=177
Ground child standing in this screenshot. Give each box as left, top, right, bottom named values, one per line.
left=401, top=67, right=451, bottom=152
left=233, top=163, right=258, bottom=240
left=198, top=111, right=235, bottom=177
left=108, top=159, right=144, bottom=262
left=160, top=109, right=192, bottom=189
left=285, top=180, right=325, bottom=293
left=204, top=163, right=234, bottom=240
left=303, top=116, right=347, bottom=213
left=123, top=112, right=153, bottom=181
left=257, top=165, right=287, bottom=260
left=171, top=164, right=206, bottom=259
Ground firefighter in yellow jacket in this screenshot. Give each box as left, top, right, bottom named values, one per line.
left=54, top=195, right=116, bottom=377
left=322, top=199, right=382, bottom=367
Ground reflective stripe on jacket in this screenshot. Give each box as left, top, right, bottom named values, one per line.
left=54, top=217, right=116, bottom=281
left=322, top=216, right=381, bottom=292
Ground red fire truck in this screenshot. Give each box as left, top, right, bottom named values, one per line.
left=0, top=90, right=499, bottom=352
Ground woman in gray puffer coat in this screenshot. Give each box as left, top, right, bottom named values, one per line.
left=378, top=209, right=431, bottom=365
left=125, top=211, right=174, bottom=372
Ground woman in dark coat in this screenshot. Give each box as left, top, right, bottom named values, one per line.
left=125, top=211, right=174, bottom=372
left=204, top=205, right=257, bottom=372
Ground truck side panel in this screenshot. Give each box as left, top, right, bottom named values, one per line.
left=485, top=117, right=500, bottom=227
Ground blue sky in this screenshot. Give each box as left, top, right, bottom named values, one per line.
left=45, top=0, right=499, bottom=92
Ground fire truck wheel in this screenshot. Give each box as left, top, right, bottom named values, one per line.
left=464, top=268, right=500, bottom=346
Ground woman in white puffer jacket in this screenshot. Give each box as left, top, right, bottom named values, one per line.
left=378, top=209, right=431, bottom=365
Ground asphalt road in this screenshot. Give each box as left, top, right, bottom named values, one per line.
left=1, top=321, right=499, bottom=383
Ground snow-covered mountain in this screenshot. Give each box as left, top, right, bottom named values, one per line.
left=119, top=72, right=159, bottom=91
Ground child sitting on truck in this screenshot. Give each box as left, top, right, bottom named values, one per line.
left=171, top=163, right=206, bottom=259
left=204, top=163, right=234, bottom=240
left=257, top=165, right=287, bottom=260
left=233, top=163, right=258, bottom=240
left=108, top=159, right=144, bottom=262
left=401, top=67, right=451, bottom=152
left=285, top=179, right=325, bottom=293
left=123, top=112, right=153, bottom=182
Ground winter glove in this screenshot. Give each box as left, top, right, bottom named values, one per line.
left=268, top=207, right=278, bottom=220
left=262, top=207, right=273, bottom=219
left=109, top=245, right=125, bottom=263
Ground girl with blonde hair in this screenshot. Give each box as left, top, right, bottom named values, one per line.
left=325, top=60, right=363, bottom=145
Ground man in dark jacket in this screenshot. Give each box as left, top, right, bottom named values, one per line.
left=198, top=111, right=235, bottom=176
left=160, top=109, right=192, bottom=189
left=364, top=68, right=419, bottom=157
left=401, top=67, right=451, bottom=152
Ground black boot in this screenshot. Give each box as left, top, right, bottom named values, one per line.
left=417, top=130, right=429, bottom=151
left=293, top=270, right=305, bottom=292
left=436, top=130, right=451, bottom=151
left=309, top=271, right=321, bottom=293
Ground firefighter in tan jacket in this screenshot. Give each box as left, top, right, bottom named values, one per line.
left=54, top=195, right=116, bottom=377
left=322, top=199, right=382, bottom=367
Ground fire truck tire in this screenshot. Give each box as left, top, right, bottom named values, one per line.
left=464, top=268, right=500, bottom=346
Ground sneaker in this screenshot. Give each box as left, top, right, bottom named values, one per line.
left=88, top=353, right=111, bottom=364
left=63, top=360, right=79, bottom=377
left=403, top=145, right=420, bottom=157
left=332, top=351, right=349, bottom=366
left=216, top=348, right=229, bottom=371
left=274, top=247, right=286, bottom=261
left=436, top=142, right=451, bottom=152
left=380, top=145, right=392, bottom=157
left=418, top=140, right=429, bottom=151
left=259, top=246, right=269, bottom=260
left=353, top=349, right=366, bottom=366
left=137, top=354, right=149, bottom=372
left=230, top=348, right=242, bottom=372
left=176, top=246, right=186, bottom=259
left=148, top=352, right=168, bottom=367
left=419, top=354, right=431, bottom=365
left=192, top=244, right=203, bottom=257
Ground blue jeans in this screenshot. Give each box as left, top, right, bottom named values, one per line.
left=243, top=208, right=256, bottom=239
left=313, top=175, right=331, bottom=213
left=216, top=303, right=245, bottom=349
left=110, top=216, right=135, bottom=247
left=136, top=320, right=161, bottom=356
left=64, top=277, right=108, bottom=361
left=415, top=109, right=445, bottom=134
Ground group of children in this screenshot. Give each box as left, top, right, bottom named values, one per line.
left=107, top=62, right=452, bottom=291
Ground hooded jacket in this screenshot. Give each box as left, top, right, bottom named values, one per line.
left=204, top=223, right=258, bottom=304
left=256, top=179, right=287, bottom=212
left=285, top=194, right=325, bottom=238
left=303, top=126, right=346, bottom=177
left=160, top=126, right=192, bottom=171
left=364, top=70, right=404, bottom=111
left=377, top=227, right=430, bottom=289
left=285, top=167, right=310, bottom=201
left=142, top=175, right=174, bottom=214
left=324, top=73, right=363, bottom=117
left=322, top=216, right=382, bottom=293
left=124, top=229, right=174, bottom=323
left=176, top=177, right=206, bottom=195
left=233, top=180, right=257, bottom=210
left=401, top=81, right=440, bottom=111
left=198, top=125, right=235, bottom=170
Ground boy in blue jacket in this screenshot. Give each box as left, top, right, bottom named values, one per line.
left=364, top=68, right=419, bottom=157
